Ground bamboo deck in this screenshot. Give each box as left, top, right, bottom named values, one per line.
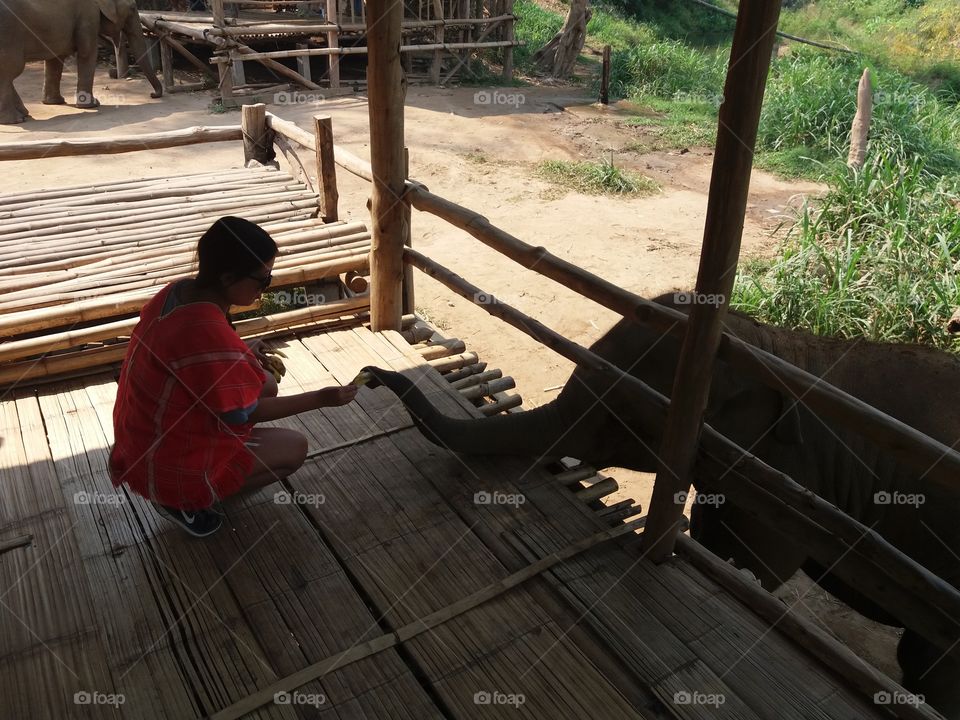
left=0, top=321, right=890, bottom=719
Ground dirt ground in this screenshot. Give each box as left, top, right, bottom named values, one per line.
left=2, top=63, right=900, bottom=677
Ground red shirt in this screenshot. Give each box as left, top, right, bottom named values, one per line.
left=109, top=282, right=265, bottom=510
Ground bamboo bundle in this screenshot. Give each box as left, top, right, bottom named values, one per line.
left=574, top=477, right=619, bottom=503
left=449, top=368, right=501, bottom=390
left=415, top=338, right=466, bottom=360
left=478, top=392, right=522, bottom=415
left=426, top=351, right=479, bottom=373
left=441, top=361, right=487, bottom=383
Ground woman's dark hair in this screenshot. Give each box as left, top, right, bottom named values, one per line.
left=194, top=216, right=278, bottom=289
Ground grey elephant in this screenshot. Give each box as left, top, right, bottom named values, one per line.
left=0, top=0, right=163, bottom=124
left=363, top=291, right=960, bottom=719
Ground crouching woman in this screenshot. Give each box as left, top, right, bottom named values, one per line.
left=109, top=216, right=358, bottom=537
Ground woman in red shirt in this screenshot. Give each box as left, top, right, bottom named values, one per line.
left=109, top=216, right=359, bottom=537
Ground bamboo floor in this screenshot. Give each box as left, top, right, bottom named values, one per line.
left=0, top=321, right=890, bottom=719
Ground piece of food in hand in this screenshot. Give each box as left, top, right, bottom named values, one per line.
left=351, top=369, right=374, bottom=387
left=264, top=348, right=287, bottom=358
left=261, top=353, right=286, bottom=383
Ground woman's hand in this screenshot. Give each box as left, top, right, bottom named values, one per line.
left=245, top=338, right=269, bottom=364
left=314, top=385, right=359, bottom=407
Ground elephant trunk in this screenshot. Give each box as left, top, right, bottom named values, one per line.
left=125, top=14, right=163, bottom=98
left=365, top=367, right=576, bottom=460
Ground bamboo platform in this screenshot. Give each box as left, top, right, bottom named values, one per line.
left=0, top=320, right=891, bottom=719
left=0, top=164, right=372, bottom=387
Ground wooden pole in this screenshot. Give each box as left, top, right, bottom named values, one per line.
left=0, top=126, right=242, bottom=161
left=366, top=0, right=406, bottom=331
left=326, top=0, right=341, bottom=88
left=402, top=147, right=415, bottom=315
left=115, top=34, right=129, bottom=79
left=160, top=36, right=175, bottom=91
left=431, top=0, right=444, bottom=84
left=848, top=68, right=872, bottom=169
left=642, top=0, right=783, bottom=563
left=314, top=115, right=339, bottom=222
left=160, top=33, right=220, bottom=83
left=241, top=103, right=272, bottom=165
left=599, top=45, right=610, bottom=105
left=211, top=0, right=234, bottom=101
left=501, top=0, right=515, bottom=82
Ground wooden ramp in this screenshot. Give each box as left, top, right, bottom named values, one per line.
left=0, top=322, right=890, bottom=719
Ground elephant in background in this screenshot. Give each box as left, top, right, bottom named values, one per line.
left=0, top=0, right=162, bottom=124
left=363, top=292, right=960, bottom=719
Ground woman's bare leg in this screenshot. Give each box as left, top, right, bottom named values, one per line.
left=227, top=426, right=308, bottom=499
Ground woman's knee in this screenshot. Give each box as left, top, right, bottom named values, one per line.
left=260, top=369, right=278, bottom=398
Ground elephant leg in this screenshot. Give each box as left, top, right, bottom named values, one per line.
left=42, top=58, right=66, bottom=105
left=898, top=630, right=960, bottom=719
left=74, top=42, right=99, bottom=109
left=12, top=87, right=29, bottom=120
left=691, top=502, right=805, bottom=591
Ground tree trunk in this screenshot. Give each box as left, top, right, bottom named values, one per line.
left=532, top=0, right=591, bottom=78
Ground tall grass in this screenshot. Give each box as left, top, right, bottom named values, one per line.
left=733, top=153, right=960, bottom=350
left=512, top=0, right=564, bottom=71
left=536, top=159, right=659, bottom=196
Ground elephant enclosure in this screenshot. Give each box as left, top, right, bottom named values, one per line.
left=0, top=319, right=894, bottom=719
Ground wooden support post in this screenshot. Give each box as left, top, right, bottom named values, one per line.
left=231, top=56, right=247, bottom=87
left=431, top=0, right=444, bottom=84
left=160, top=37, right=175, bottom=91
left=402, top=147, right=415, bottom=315
left=296, top=42, right=313, bottom=85
left=367, top=0, right=406, bottom=331
left=599, top=45, right=610, bottom=105
left=157, top=32, right=219, bottom=84
left=241, top=103, right=272, bottom=165
left=642, top=0, right=784, bottom=562
left=326, top=0, right=341, bottom=88
left=502, top=0, right=514, bottom=82
left=212, top=0, right=235, bottom=101
left=314, top=115, right=338, bottom=222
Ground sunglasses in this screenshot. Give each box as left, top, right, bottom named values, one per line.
left=246, top=272, right=272, bottom=289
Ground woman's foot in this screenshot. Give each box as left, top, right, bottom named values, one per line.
left=152, top=502, right=223, bottom=538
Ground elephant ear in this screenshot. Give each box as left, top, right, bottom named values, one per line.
left=705, top=362, right=803, bottom=447
left=97, top=0, right=120, bottom=24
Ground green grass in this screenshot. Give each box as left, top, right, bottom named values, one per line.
left=512, top=0, right=564, bottom=72
left=536, top=159, right=659, bottom=196
left=733, top=152, right=960, bottom=350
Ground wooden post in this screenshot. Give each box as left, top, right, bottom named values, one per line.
left=231, top=56, right=247, bottom=87
left=599, top=45, right=610, bottom=105
left=314, top=115, right=339, bottom=222
left=402, top=147, right=415, bottom=315
left=326, top=0, right=341, bottom=88
left=367, top=0, right=406, bottom=331
left=501, top=0, right=515, bottom=82
left=641, top=0, right=784, bottom=562
left=241, top=103, right=271, bottom=165
left=160, top=37, right=175, bottom=92
left=431, top=0, right=444, bottom=84
left=296, top=42, right=313, bottom=85
left=848, top=68, right=872, bottom=169
left=211, top=0, right=234, bottom=101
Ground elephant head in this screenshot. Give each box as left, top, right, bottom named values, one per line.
left=97, top=0, right=163, bottom=98
left=361, top=294, right=803, bottom=475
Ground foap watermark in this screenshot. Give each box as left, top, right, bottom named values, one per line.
left=474, top=490, right=526, bottom=508
left=673, top=291, right=725, bottom=307
left=271, top=289, right=327, bottom=306
left=74, top=490, right=126, bottom=506
left=473, top=90, right=526, bottom=108
left=673, top=90, right=725, bottom=107
left=874, top=691, right=925, bottom=708
left=473, top=291, right=526, bottom=308
left=674, top=490, right=725, bottom=507
left=274, top=489, right=326, bottom=507
left=473, top=690, right=526, bottom=708
left=873, top=91, right=923, bottom=108
left=674, top=691, right=725, bottom=708
left=274, top=90, right=326, bottom=105
left=74, top=691, right=125, bottom=707
left=874, top=491, right=925, bottom=508
left=274, top=690, right=326, bottom=708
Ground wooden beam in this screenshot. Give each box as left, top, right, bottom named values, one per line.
left=326, top=0, right=341, bottom=88
left=637, top=0, right=783, bottom=562
left=160, top=33, right=219, bottom=82
left=0, top=126, right=242, bottom=161
left=501, top=0, right=515, bottom=82
left=314, top=115, right=338, bottom=222
left=366, top=0, right=406, bottom=331
left=402, top=147, right=414, bottom=315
